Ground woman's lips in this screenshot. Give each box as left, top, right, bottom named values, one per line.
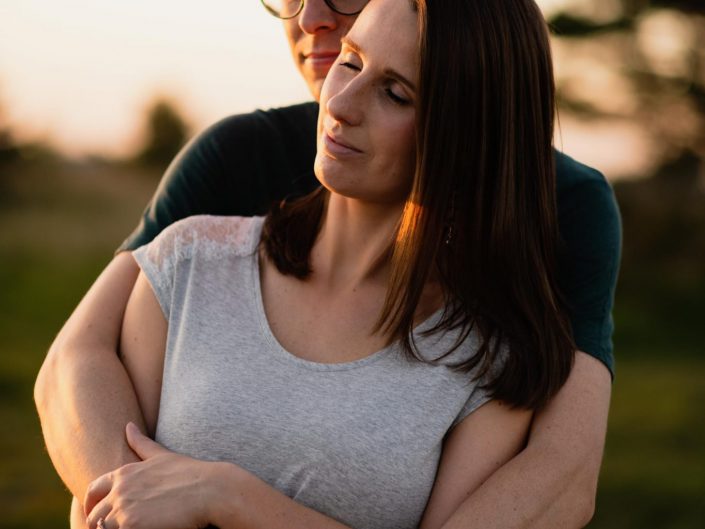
left=323, top=132, right=363, bottom=157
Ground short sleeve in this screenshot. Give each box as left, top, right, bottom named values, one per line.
left=450, top=384, right=493, bottom=429
left=555, top=151, right=622, bottom=377
left=131, top=215, right=262, bottom=319
left=131, top=219, right=190, bottom=319
left=448, top=339, right=509, bottom=429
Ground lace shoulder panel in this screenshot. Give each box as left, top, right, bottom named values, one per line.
left=136, top=215, right=264, bottom=272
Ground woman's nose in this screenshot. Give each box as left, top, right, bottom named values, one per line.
left=326, top=78, right=364, bottom=127
left=298, top=0, right=339, bottom=35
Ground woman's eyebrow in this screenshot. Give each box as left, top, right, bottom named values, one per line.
left=340, top=35, right=416, bottom=92
left=341, top=35, right=362, bottom=54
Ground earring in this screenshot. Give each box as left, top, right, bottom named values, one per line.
left=444, top=191, right=456, bottom=246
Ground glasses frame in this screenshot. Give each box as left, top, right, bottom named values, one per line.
left=260, top=0, right=366, bottom=19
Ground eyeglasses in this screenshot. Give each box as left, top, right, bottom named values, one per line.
left=260, top=0, right=368, bottom=19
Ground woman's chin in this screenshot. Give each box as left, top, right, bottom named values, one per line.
left=314, top=156, right=356, bottom=195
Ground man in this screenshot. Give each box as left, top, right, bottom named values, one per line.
left=35, top=0, right=620, bottom=527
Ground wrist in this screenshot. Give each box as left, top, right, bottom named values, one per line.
left=206, top=461, right=252, bottom=528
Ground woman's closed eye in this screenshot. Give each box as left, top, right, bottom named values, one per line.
left=385, top=85, right=411, bottom=106
left=339, top=60, right=361, bottom=72
left=338, top=61, right=411, bottom=106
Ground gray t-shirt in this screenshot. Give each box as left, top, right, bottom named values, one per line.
left=133, top=215, right=496, bottom=529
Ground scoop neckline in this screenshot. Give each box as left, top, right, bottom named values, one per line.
left=250, top=236, right=443, bottom=372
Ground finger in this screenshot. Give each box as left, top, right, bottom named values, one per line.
left=126, top=421, right=167, bottom=460
left=96, top=516, right=117, bottom=529
left=83, top=472, right=113, bottom=518
left=85, top=496, right=113, bottom=529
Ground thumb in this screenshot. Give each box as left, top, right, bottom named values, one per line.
left=125, top=422, right=166, bottom=460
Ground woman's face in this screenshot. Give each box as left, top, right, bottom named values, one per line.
left=313, top=0, right=419, bottom=206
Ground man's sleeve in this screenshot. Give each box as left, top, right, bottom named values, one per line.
left=555, top=152, right=622, bottom=377
left=117, top=114, right=270, bottom=252
left=118, top=102, right=319, bottom=253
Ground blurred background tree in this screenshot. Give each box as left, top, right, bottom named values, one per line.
left=0, top=97, right=19, bottom=203
left=134, top=97, right=191, bottom=168
left=0, top=106, right=19, bottom=166
left=550, top=0, right=705, bottom=178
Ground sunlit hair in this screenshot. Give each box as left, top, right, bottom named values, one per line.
left=262, top=0, right=575, bottom=410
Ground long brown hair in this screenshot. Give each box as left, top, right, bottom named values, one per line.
left=262, top=0, right=575, bottom=410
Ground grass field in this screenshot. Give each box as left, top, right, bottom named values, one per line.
left=1, top=158, right=703, bottom=528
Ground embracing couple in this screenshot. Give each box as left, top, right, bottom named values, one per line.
left=35, top=1, right=621, bottom=528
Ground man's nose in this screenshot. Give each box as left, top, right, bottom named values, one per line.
left=298, top=0, right=339, bottom=34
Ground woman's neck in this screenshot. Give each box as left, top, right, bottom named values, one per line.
left=310, top=193, right=404, bottom=291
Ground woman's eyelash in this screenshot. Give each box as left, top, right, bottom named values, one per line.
left=338, top=61, right=409, bottom=105
left=339, top=61, right=360, bottom=71
left=386, top=89, right=409, bottom=105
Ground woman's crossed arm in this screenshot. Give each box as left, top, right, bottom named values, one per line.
left=82, top=269, right=532, bottom=529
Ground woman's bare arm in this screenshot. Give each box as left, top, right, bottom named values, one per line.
left=419, top=401, right=533, bottom=529
left=439, top=351, right=611, bottom=529
left=34, top=253, right=147, bottom=502
left=118, top=269, right=168, bottom=436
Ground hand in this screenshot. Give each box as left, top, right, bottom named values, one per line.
left=84, top=422, right=217, bottom=529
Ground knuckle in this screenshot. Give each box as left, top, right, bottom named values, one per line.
left=112, top=482, right=125, bottom=497
left=86, top=480, right=97, bottom=496
left=121, top=513, right=137, bottom=528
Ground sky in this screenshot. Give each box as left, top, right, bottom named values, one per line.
left=0, top=0, right=309, bottom=157
left=0, top=0, right=647, bottom=177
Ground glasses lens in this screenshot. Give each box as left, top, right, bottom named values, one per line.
left=327, top=0, right=368, bottom=15
left=261, top=0, right=302, bottom=19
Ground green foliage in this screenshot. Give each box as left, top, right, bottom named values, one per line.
left=612, top=151, right=705, bottom=360
left=593, top=358, right=705, bottom=529
left=0, top=158, right=157, bottom=527
left=616, top=153, right=704, bottom=275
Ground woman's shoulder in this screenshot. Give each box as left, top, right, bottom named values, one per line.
left=134, top=215, right=265, bottom=269
left=165, top=215, right=264, bottom=250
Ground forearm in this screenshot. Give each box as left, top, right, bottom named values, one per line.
left=439, top=437, right=593, bottom=529
left=71, top=496, right=88, bottom=529
left=37, top=340, right=146, bottom=498
left=440, top=352, right=611, bottom=529
left=35, top=253, right=146, bottom=500
left=210, top=463, right=353, bottom=529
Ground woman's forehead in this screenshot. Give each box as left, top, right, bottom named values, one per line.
left=345, top=0, right=419, bottom=77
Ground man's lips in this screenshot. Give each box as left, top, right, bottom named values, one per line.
left=302, top=51, right=339, bottom=69
left=304, top=51, right=340, bottom=60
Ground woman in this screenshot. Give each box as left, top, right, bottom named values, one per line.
left=83, top=0, right=574, bottom=527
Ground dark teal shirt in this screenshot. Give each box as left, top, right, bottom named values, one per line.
left=119, top=101, right=621, bottom=375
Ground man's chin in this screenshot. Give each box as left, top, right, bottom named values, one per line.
left=307, top=78, right=325, bottom=103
